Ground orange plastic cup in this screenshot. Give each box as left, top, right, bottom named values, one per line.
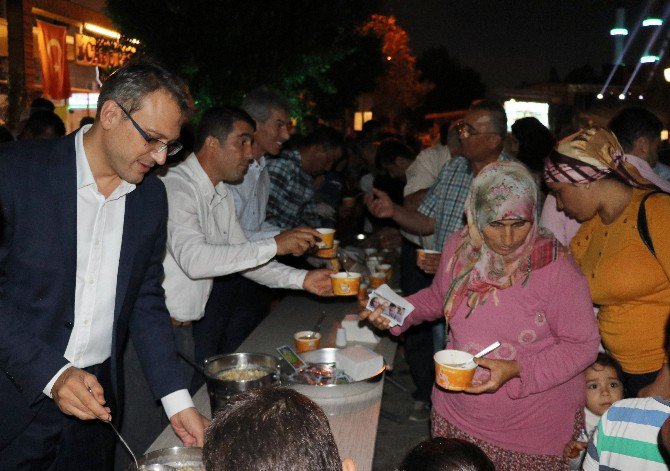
left=317, top=240, right=339, bottom=258
left=330, top=272, right=361, bottom=296
left=377, top=263, right=393, bottom=281
left=416, top=249, right=441, bottom=265
left=434, top=350, right=477, bottom=391
left=294, top=331, right=321, bottom=353
left=316, top=228, right=336, bottom=249
left=369, top=272, right=386, bottom=289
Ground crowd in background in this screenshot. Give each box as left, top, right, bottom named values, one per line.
left=3, top=57, right=670, bottom=471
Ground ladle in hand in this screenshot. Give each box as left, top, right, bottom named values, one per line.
left=107, top=420, right=139, bottom=470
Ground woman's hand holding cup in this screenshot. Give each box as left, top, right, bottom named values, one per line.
left=464, top=357, right=520, bottom=394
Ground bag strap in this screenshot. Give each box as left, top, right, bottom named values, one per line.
left=637, top=190, right=665, bottom=256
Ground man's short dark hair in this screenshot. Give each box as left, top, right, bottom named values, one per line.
left=469, top=99, right=507, bottom=137
left=608, top=107, right=663, bottom=153
left=241, top=88, right=291, bottom=123
left=399, top=437, right=495, bottom=471
left=96, top=58, right=193, bottom=118
left=375, top=139, right=415, bottom=170
left=300, top=126, right=344, bottom=151
left=202, top=387, right=342, bottom=471
left=19, top=110, right=65, bottom=140
left=193, top=107, right=256, bottom=154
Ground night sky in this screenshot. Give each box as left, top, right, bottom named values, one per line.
left=384, top=0, right=652, bottom=90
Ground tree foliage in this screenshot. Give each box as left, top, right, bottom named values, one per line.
left=360, top=14, right=432, bottom=122
left=105, top=0, right=384, bottom=119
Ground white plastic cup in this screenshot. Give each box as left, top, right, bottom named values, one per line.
left=336, top=328, right=347, bottom=347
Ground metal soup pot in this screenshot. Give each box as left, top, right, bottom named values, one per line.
left=128, top=447, right=203, bottom=470
left=203, top=352, right=280, bottom=413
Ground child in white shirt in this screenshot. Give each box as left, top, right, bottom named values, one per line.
left=564, top=353, right=624, bottom=470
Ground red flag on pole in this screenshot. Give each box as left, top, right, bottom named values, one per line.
left=36, top=20, right=71, bottom=100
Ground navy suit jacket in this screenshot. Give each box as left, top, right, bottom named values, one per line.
left=0, top=134, right=187, bottom=449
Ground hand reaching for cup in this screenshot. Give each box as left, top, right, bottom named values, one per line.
left=364, top=189, right=395, bottom=219
left=417, top=251, right=441, bottom=274
left=274, top=227, right=320, bottom=256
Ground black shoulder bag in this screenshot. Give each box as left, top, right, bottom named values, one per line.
left=637, top=190, right=667, bottom=257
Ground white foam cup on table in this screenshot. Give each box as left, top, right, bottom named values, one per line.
left=336, top=328, right=347, bottom=347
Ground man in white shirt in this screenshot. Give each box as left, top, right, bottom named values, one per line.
left=0, top=61, right=208, bottom=469
left=161, top=107, right=333, bottom=383
left=192, top=89, right=304, bottom=367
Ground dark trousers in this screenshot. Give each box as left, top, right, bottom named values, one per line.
left=191, top=274, right=272, bottom=391
left=400, top=239, right=436, bottom=404
left=0, top=360, right=117, bottom=471
left=622, top=369, right=660, bottom=398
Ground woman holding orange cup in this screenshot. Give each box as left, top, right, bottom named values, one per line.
left=360, top=162, right=599, bottom=469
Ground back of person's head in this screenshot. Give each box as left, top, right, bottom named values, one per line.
left=18, top=110, right=65, bottom=140
left=0, top=125, right=14, bottom=144
left=375, top=139, right=415, bottom=170
left=399, top=437, right=495, bottom=471
left=79, top=116, right=95, bottom=128
left=302, top=114, right=320, bottom=134
left=300, top=126, right=345, bottom=152
left=29, top=97, right=55, bottom=115
left=469, top=99, right=507, bottom=138
left=203, top=387, right=342, bottom=471
left=608, top=107, right=663, bottom=154
left=193, top=106, right=255, bottom=153
left=96, top=58, right=193, bottom=119
left=360, top=119, right=382, bottom=141
left=511, top=117, right=556, bottom=173
left=439, top=123, right=450, bottom=146
left=241, top=88, right=291, bottom=123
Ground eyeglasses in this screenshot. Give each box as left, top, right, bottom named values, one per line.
left=115, top=101, right=183, bottom=156
left=456, top=122, right=500, bottom=139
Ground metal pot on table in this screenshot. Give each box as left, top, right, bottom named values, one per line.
left=203, top=352, right=280, bottom=413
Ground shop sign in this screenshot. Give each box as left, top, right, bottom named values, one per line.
left=75, top=34, right=136, bottom=68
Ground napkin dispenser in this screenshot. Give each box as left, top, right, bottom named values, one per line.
left=341, top=314, right=380, bottom=344
left=335, top=345, right=384, bottom=381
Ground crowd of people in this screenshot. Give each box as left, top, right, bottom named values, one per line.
left=2, top=56, right=670, bottom=471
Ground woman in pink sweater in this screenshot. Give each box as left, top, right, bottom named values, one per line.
left=362, top=162, right=599, bottom=470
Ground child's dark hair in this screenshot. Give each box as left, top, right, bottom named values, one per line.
left=398, top=437, right=495, bottom=471
left=590, top=352, right=624, bottom=382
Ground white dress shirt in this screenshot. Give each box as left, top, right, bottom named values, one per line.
left=44, top=125, right=193, bottom=419
left=402, top=144, right=451, bottom=248
left=231, top=156, right=281, bottom=241
left=161, top=154, right=307, bottom=322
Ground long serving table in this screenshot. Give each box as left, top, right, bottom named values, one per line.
left=147, top=292, right=398, bottom=471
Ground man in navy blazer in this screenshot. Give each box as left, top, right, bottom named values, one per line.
left=0, top=60, right=208, bottom=469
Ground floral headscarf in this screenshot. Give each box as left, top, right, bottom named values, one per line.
left=443, top=161, right=563, bottom=319
left=544, top=127, right=670, bottom=193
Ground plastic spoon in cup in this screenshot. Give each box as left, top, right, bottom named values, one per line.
left=448, top=341, right=501, bottom=367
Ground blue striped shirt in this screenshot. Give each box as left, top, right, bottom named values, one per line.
left=583, top=397, right=670, bottom=471
left=418, top=153, right=512, bottom=251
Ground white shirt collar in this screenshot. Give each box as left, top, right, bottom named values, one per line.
left=182, top=153, right=227, bottom=204
left=75, top=124, right=136, bottom=198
